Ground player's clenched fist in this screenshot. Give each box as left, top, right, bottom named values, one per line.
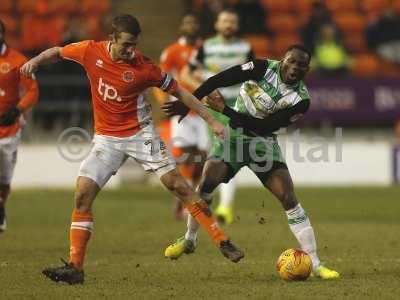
left=20, top=59, right=39, bottom=78
left=206, top=89, right=225, bottom=112
left=210, top=120, right=226, bottom=139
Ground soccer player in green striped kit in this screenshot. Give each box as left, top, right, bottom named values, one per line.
left=164, top=45, right=339, bottom=279
left=181, top=8, right=254, bottom=224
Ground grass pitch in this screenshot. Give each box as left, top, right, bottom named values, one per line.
left=0, top=186, right=399, bottom=299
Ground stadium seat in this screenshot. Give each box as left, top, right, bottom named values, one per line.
left=0, top=0, right=13, bottom=13
left=364, top=11, right=381, bottom=23
left=272, top=34, right=301, bottom=58
left=267, top=14, right=299, bottom=34
left=5, top=33, right=20, bottom=49
left=20, top=15, right=65, bottom=51
left=79, top=0, right=110, bottom=14
left=393, top=0, right=400, bottom=14
left=17, top=0, right=37, bottom=14
left=360, top=0, right=390, bottom=15
left=50, top=0, right=77, bottom=16
left=352, top=54, right=380, bottom=76
left=382, top=60, right=400, bottom=78
left=325, top=0, right=357, bottom=13
left=334, top=13, right=367, bottom=35
left=17, top=0, right=55, bottom=15
left=83, top=15, right=106, bottom=40
left=261, top=0, right=292, bottom=13
left=294, top=0, right=314, bottom=14
left=343, top=35, right=368, bottom=54
left=243, top=35, right=271, bottom=58
left=20, top=16, right=46, bottom=51
left=0, top=14, right=18, bottom=35
left=46, top=16, right=66, bottom=46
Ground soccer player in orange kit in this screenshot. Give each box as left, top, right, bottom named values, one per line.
left=20, top=14, right=243, bottom=284
left=159, top=14, right=209, bottom=220
left=0, top=19, right=39, bottom=233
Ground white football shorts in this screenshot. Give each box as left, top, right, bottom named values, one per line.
left=0, top=130, right=21, bottom=185
left=79, top=124, right=176, bottom=188
left=170, top=114, right=210, bottom=151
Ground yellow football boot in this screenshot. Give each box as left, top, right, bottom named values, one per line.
left=164, top=236, right=196, bottom=260
left=215, top=205, right=234, bottom=225
left=313, top=265, right=340, bottom=279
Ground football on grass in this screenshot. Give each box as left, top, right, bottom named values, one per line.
left=276, top=249, right=312, bottom=281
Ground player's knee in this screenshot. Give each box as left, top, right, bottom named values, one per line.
left=172, top=179, right=192, bottom=200
left=199, top=176, right=218, bottom=194
left=162, top=171, right=193, bottom=201
left=74, top=188, right=93, bottom=212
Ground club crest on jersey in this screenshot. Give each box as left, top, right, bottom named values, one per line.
left=96, top=59, right=104, bottom=68
left=0, top=62, right=11, bottom=74
left=122, top=71, right=134, bottom=83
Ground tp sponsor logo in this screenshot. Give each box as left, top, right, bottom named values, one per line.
left=98, top=77, right=122, bottom=102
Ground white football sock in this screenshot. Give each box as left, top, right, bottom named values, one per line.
left=286, top=204, right=321, bottom=269
left=219, top=177, right=237, bottom=208
left=184, top=192, right=212, bottom=242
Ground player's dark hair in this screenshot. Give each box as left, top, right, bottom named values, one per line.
left=0, top=19, right=5, bottom=35
left=286, top=44, right=312, bottom=62
left=111, top=14, right=141, bottom=38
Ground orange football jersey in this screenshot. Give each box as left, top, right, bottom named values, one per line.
left=159, top=38, right=198, bottom=114
left=0, top=44, right=39, bottom=138
left=160, top=37, right=197, bottom=90
left=60, top=40, right=178, bottom=137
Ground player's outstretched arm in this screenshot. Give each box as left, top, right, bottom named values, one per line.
left=170, top=85, right=226, bottom=139
left=180, top=65, right=203, bottom=91
left=208, top=98, right=310, bottom=136
left=193, top=60, right=267, bottom=100
left=162, top=60, right=267, bottom=120
left=20, top=47, right=62, bottom=78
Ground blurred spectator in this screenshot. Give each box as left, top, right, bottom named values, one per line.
left=300, top=1, right=332, bottom=52
left=233, top=0, right=272, bottom=36
left=196, top=0, right=225, bottom=36
left=365, top=9, right=400, bottom=64
left=63, top=18, right=89, bottom=45
left=312, top=23, right=351, bottom=77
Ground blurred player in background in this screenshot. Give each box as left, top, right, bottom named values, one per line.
left=159, top=14, right=210, bottom=220
left=0, top=19, right=39, bottom=233
left=164, top=45, right=339, bottom=280
left=21, top=14, right=243, bottom=285
left=180, top=8, right=254, bottom=224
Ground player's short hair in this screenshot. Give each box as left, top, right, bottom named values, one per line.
left=217, top=8, right=239, bottom=18
left=0, top=19, right=5, bottom=34
left=111, top=14, right=141, bottom=38
left=286, top=44, right=312, bottom=62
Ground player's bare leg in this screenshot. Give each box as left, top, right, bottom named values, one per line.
left=187, top=159, right=232, bottom=238
left=164, top=159, right=243, bottom=261
left=0, top=184, right=10, bottom=233
left=42, top=176, right=100, bottom=284
left=161, top=167, right=243, bottom=262
left=172, top=147, right=206, bottom=220
left=263, top=167, right=339, bottom=279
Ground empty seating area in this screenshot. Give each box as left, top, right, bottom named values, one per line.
left=0, top=0, right=111, bottom=54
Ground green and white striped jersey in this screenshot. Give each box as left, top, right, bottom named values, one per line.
left=190, top=35, right=254, bottom=101
left=234, top=59, right=310, bottom=119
